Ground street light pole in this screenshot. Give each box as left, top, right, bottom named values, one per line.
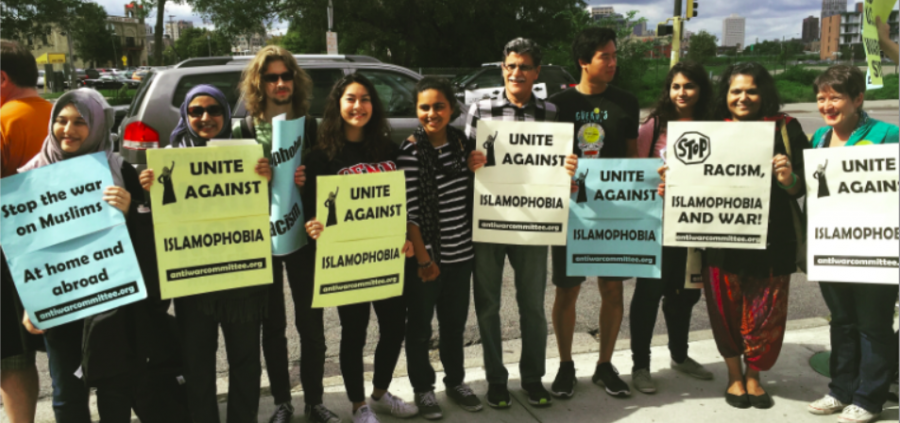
left=207, top=34, right=211, bottom=56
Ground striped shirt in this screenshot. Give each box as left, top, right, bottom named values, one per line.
left=464, top=89, right=558, bottom=144
left=397, top=138, right=474, bottom=264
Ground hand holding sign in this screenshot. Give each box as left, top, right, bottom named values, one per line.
left=102, top=186, right=131, bottom=215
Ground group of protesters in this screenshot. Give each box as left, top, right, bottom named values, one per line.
left=1, top=17, right=898, bottom=423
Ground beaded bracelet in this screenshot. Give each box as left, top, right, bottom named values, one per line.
left=418, top=260, right=433, bottom=269
left=778, top=172, right=797, bottom=190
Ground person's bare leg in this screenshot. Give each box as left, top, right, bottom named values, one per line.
left=744, top=367, right=766, bottom=396
left=724, top=356, right=746, bottom=395
left=1, top=366, right=39, bottom=423
left=552, top=285, right=581, bottom=362
left=597, top=278, right=623, bottom=364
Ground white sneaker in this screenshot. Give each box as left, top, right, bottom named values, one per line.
left=370, top=391, right=419, bottom=418
left=632, top=369, right=657, bottom=394
left=352, top=405, right=380, bottom=423
left=807, top=394, right=846, bottom=415
left=838, top=404, right=878, bottom=423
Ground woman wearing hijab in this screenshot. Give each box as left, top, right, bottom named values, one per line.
left=18, top=88, right=185, bottom=422
left=140, top=84, right=272, bottom=423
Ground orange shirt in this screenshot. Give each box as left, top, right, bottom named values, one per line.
left=1, top=96, right=53, bottom=178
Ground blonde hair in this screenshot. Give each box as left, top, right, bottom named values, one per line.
left=240, top=45, right=313, bottom=120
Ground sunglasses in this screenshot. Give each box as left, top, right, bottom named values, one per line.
left=186, top=105, right=224, bottom=118
left=503, top=63, right=536, bottom=72
left=262, top=72, right=293, bottom=83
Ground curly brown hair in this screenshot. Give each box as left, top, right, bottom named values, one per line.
left=240, top=45, right=312, bottom=120
left=316, top=73, right=393, bottom=161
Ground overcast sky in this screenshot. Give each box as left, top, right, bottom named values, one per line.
left=95, top=0, right=897, bottom=43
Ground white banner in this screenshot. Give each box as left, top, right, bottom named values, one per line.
left=804, top=144, right=899, bottom=284
left=471, top=120, right=573, bottom=245
left=663, top=122, right=774, bottom=249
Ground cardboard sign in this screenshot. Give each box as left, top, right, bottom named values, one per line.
left=147, top=145, right=273, bottom=298
left=313, top=171, right=407, bottom=307
left=663, top=122, right=774, bottom=249
left=472, top=120, right=573, bottom=245
left=862, top=0, right=898, bottom=90
left=567, top=159, right=663, bottom=278
left=804, top=144, right=899, bottom=284
left=269, top=115, right=307, bottom=255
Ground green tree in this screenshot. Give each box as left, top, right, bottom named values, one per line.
left=1, top=0, right=83, bottom=43
left=70, top=2, right=115, bottom=67
left=173, top=27, right=230, bottom=59
left=152, top=0, right=184, bottom=65
left=686, top=30, right=717, bottom=64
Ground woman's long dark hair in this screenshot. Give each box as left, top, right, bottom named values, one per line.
left=645, top=61, right=712, bottom=126
left=714, top=62, right=782, bottom=120
left=316, top=73, right=393, bottom=161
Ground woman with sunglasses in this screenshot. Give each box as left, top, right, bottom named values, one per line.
left=303, top=74, right=417, bottom=423
left=139, top=84, right=274, bottom=423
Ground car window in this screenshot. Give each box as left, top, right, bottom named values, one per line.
left=451, top=68, right=481, bottom=86
left=128, top=71, right=156, bottom=117
left=171, top=71, right=243, bottom=109
left=305, top=68, right=345, bottom=117
left=468, top=69, right=504, bottom=89
left=353, top=69, right=417, bottom=118
left=538, top=67, right=576, bottom=88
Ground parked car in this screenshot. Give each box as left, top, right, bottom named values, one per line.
left=84, top=75, right=141, bottom=90
left=132, top=70, right=149, bottom=81
left=118, top=54, right=463, bottom=170
left=451, top=63, right=576, bottom=105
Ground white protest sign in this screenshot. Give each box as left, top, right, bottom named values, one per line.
left=804, top=144, right=899, bottom=284
left=663, top=122, right=774, bottom=249
left=472, top=119, right=573, bottom=245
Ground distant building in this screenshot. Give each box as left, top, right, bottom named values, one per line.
left=803, top=16, right=820, bottom=42
left=722, top=14, right=745, bottom=49
left=854, top=2, right=863, bottom=13
left=586, top=5, right=614, bottom=18
left=232, top=33, right=268, bottom=56
left=820, top=9, right=899, bottom=60
left=26, top=15, right=148, bottom=68
left=165, top=20, right=193, bottom=41
left=821, top=0, right=847, bottom=19
left=632, top=21, right=647, bottom=36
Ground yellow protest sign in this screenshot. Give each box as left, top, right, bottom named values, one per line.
left=863, top=0, right=898, bottom=89
left=314, top=172, right=406, bottom=243
left=147, top=145, right=273, bottom=299
left=313, top=235, right=406, bottom=308
left=313, top=171, right=407, bottom=307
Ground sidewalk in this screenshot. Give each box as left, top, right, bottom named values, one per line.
left=21, top=317, right=900, bottom=422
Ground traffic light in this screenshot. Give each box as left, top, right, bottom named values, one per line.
left=686, top=1, right=698, bottom=19
left=657, top=23, right=674, bottom=36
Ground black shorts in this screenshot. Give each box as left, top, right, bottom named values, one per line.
left=551, top=245, right=587, bottom=288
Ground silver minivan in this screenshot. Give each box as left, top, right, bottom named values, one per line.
left=118, top=55, right=435, bottom=169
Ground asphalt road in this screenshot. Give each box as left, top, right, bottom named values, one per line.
left=26, top=101, right=895, bottom=399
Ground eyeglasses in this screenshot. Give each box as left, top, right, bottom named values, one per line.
left=186, top=105, right=224, bottom=118
left=262, top=72, right=293, bottom=83
left=502, top=63, right=536, bottom=72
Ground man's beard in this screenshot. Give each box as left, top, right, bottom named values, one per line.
left=273, top=97, right=292, bottom=106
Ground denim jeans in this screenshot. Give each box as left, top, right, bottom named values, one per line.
left=473, top=243, right=548, bottom=385
left=44, top=320, right=91, bottom=423
left=820, top=281, right=898, bottom=414
left=405, top=258, right=474, bottom=393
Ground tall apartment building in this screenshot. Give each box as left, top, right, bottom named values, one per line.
left=722, top=14, right=746, bottom=49
left=586, top=5, right=614, bottom=18
left=822, top=0, right=848, bottom=18
left=164, top=20, right=194, bottom=41
left=820, top=9, right=900, bottom=60
left=803, top=16, right=820, bottom=42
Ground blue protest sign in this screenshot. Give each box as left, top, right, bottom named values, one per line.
left=567, top=159, right=663, bottom=278
left=7, top=224, right=147, bottom=330
left=1, top=152, right=123, bottom=255
left=269, top=115, right=307, bottom=256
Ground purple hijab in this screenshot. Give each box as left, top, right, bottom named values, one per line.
left=169, top=84, right=232, bottom=147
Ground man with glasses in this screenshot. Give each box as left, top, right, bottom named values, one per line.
left=466, top=37, right=577, bottom=410
left=236, top=46, right=338, bottom=423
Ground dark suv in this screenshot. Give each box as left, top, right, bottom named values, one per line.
left=451, top=63, right=576, bottom=105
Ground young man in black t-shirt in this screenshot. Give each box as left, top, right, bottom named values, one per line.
left=547, top=27, right=639, bottom=399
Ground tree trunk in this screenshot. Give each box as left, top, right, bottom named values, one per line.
left=154, top=0, right=166, bottom=66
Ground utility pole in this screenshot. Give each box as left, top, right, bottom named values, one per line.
left=670, top=0, right=683, bottom=68
left=207, top=33, right=212, bottom=56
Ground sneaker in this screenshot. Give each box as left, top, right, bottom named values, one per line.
left=370, top=391, right=418, bottom=418
left=807, top=394, right=846, bottom=415
left=838, top=404, right=878, bottom=423
left=486, top=383, right=513, bottom=409
left=551, top=361, right=577, bottom=398
left=446, top=383, right=483, bottom=412
left=268, top=403, right=295, bottom=423
left=592, top=362, right=631, bottom=397
left=306, top=403, right=342, bottom=423
left=522, top=382, right=553, bottom=407
left=671, top=357, right=714, bottom=380
left=414, top=391, right=443, bottom=420
left=632, top=368, right=657, bottom=394
left=352, top=405, right=379, bottom=423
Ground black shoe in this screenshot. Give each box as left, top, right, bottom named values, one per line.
left=522, top=382, right=553, bottom=407
left=592, top=362, right=631, bottom=397
left=725, top=392, right=751, bottom=409
left=749, top=392, right=774, bottom=409
left=268, top=403, right=294, bottom=423
left=305, top=403, right=342, bottom=423
left=551, top=361, right=577, bottom=398
left=486, top=383, right=513, bottom=409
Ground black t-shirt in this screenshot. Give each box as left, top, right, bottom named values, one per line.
left=548, top=85, right=640, bottom=159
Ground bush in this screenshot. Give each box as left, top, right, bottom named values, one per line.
left=775, top=66, right=820, bottom=86
left=865, top=73, right=899, bottom=101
